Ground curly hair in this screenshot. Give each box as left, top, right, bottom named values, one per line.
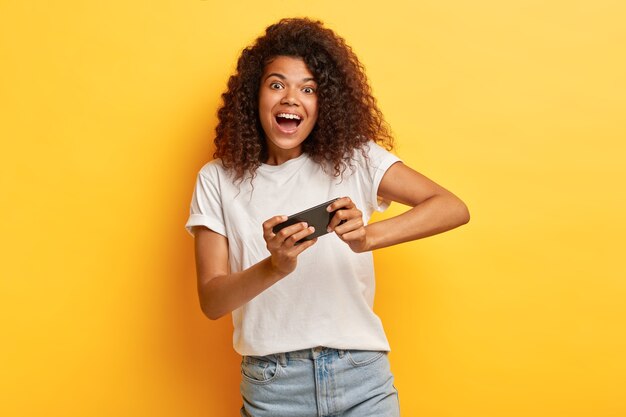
left=214, top=17, right=394, bottom=181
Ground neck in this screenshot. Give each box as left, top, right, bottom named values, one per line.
left=264, top=147, right=303, bottom=166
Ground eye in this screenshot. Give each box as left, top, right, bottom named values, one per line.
left=269, top=82, right=283, bottom=90
left=302, top=86, right=316, bottom=94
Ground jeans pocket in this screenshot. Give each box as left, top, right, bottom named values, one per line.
left=346, top=350, right=385, bottom=367
left=241, top=355, right=280, bottom=385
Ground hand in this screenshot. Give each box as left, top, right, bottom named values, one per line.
left=326, top=197, right=370, bottom=253
left=262, top=215, right=317, bottom=276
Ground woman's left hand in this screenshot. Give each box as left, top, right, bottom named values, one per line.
left=326, top=197, right=370, bottom=253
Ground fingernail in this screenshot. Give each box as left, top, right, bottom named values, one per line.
left=327, top=226, right=332, bottom=232
left=310, top=226, right=315, bottom=232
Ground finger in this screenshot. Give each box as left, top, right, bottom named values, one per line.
left=274, top=222, right=310, bottom=244
left=337, top=226, right=366, bottom=243
left=327, top=208, right=360, bottom=232
left=326, top=196, right=355, bottom=212
left=284, top=225, right=316, bottom=247
left=290, top=237, right=317, bottom=255
left=333, top=216, right=364, bottom=235
left=263, top=215, right=288, bottom=239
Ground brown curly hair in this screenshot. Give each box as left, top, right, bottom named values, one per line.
left=214, top=17, right=394, bottom=181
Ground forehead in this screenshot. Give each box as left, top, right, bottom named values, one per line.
left=262, top=56, right=315, bottom=80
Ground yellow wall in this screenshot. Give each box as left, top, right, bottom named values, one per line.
left=1, top=1, right=625, bottom=416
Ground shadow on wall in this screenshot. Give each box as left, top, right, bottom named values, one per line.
left=167, top=251, right=240, bottom=410
left=158, top=122, right=242, bottom=414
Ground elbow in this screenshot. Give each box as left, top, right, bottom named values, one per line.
left=207, top=311, right=221, bottom=320
left=198, top=287, right=227, bottom=320
left=444, top=194, right=470, bottom=229
left=207, top=312, right=224, bottom=321
left=200, top=302, right=226, bottom=321
left=458, top=200, right=470, bottom=226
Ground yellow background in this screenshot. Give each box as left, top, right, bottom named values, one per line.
left=1, top=1, right=625, bottom=416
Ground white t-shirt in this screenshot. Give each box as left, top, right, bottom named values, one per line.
left=186, top=141, right=401, bottom=356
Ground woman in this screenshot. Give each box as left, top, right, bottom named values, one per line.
left=186, top=17, right=469, bottom=417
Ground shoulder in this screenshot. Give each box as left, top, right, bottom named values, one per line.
left=194, top=159, right=239, bottom=194
left=351, top=141, right=400, bottom=169
left=197, top=158, right=228, bottom=179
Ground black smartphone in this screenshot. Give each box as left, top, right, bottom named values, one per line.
left=272, top=198, right=342, bottom=243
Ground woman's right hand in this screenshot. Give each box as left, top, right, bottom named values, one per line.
left=262, top=216, right=317, bottom=276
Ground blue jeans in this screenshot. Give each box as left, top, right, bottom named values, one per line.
left=240, top=347, right=400, bottom=417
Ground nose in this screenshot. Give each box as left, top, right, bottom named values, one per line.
left=280, top=89, right=298, bottom=105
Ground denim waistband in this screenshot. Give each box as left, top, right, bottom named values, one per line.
left=274, top=347, right=345, bottom=365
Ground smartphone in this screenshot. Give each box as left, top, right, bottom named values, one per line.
left=272, top=198, right=343, bottom=243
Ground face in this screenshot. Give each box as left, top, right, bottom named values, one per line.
left=258, top=56, right=319, bottom=164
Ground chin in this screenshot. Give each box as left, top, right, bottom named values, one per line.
left=270, top=138, right=306, bottom=151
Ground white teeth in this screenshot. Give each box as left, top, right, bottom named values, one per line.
left=276, top=113, right=301, bottom=120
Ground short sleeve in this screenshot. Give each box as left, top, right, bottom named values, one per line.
left=185, top=162, right=227, bottom=237
left=361, top=141, right=401, bottom=213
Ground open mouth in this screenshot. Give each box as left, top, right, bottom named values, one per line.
left=275, top=113, right=302, bottom=131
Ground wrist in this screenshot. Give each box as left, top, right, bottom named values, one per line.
left=265, top=256, right=291, bottom=281
left=361, top=224, right=378, bottom=252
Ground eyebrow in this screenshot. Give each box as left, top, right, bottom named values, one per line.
left=264, top=73, right=316, bottom=83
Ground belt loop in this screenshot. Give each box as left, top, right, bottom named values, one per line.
left=277, top=352, right=287, bottom=366
left=338, top=349, right=345, bottom=358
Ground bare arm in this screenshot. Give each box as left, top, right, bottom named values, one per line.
left=193, top=216, right=317, bottom=320
left=327, top=161, right=470, bottom=252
